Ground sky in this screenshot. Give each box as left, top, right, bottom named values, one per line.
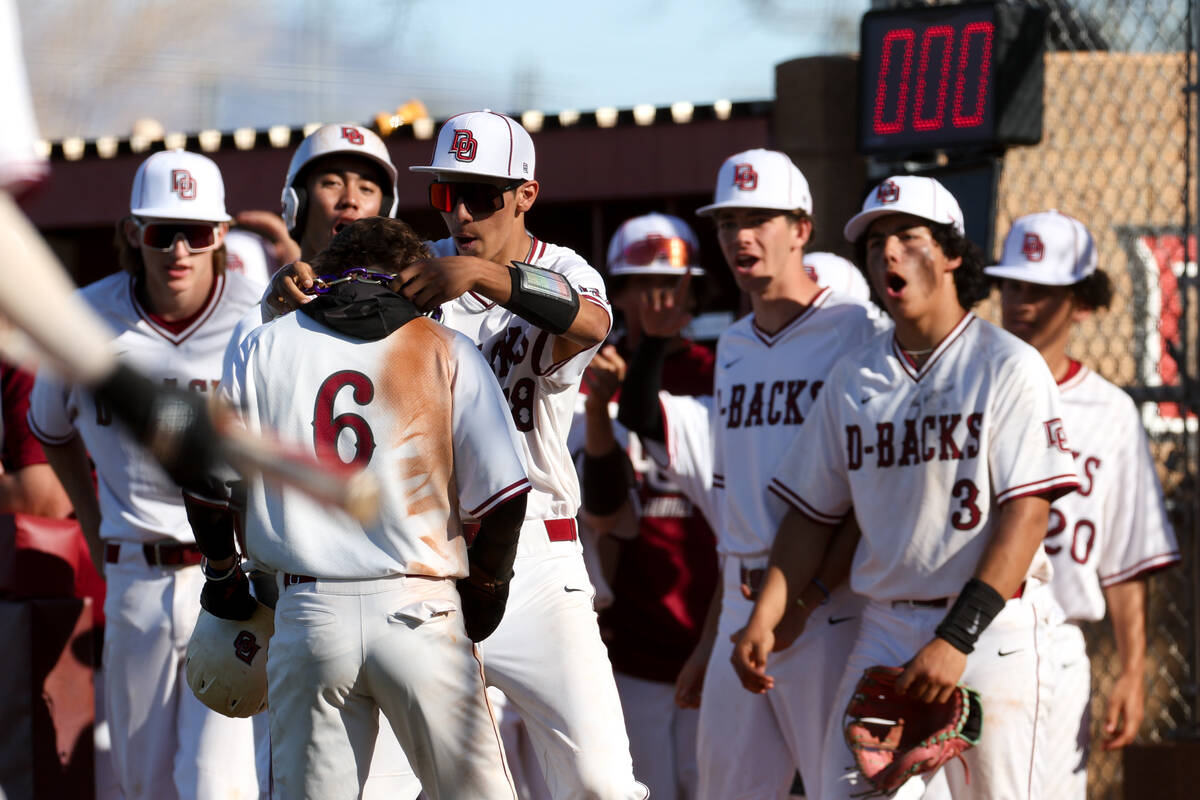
left=18, top=0, right=869, bottom=140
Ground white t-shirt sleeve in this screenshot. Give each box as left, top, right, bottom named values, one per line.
left=767, top=369, right=852, bottom=525
left=646, top=392, right=719, bottom=525
left=450, top=336, right=531, bottom=517
left=1097, top=405, right=1180, bottom=585
left=988, top=352, right=1081, bottom=504
left=26, top=368, right=77, bottom=444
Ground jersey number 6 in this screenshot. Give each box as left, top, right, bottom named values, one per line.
left=313, top=370, right=377, bottom=469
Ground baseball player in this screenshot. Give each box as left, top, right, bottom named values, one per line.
left=28, top=150, right=262, bottom=799
left=735, top=176, right=1081, bottom=799
left=572, top=212, right=719, bottom=799
left=202, top=216, right=529, bottom=799
left=615, top=150, right=889, bottom=800
left=986, top=210, right=1181, bottom=797
left=268, top=111, right=645, bottom=798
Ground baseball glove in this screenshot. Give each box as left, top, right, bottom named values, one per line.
left=843, top=665, right=982, bottom=796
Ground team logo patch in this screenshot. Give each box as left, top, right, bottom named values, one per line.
left=876, top=180, right=900, bottom=204
left=341, top=126, right=365, bottom=145
left=171, top=169, right=196, bottom=200
left=233, top=630, right=262, bottom=665
left=1044, top=418, right=1070, bottom=453
left=1022, top=232, right=1045, bottom=262
left=450, top=129, right=478, bottom=162
left=733, top=163, right=758, bottom=191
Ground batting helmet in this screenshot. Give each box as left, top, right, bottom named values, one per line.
left=281, top=123, right=399, bottom=242
left=607, top=213, right=704, bottom=278
left=185, top=602, right=274, bottom=718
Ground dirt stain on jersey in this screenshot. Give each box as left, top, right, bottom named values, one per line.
left=379, top=319, right=455, bottom=520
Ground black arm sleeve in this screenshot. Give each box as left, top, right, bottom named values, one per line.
left=581, top=446, right=635, bottom=516
left=616, top=336, right=670, bottom=443
left=470, top=492, right=528, bottom=583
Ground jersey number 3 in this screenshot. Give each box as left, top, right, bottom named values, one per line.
left=313, top=370, right=376, bottom=468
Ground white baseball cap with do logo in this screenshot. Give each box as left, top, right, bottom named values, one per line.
left=130, top=149, right=231, bottom=222
left=842, top=175, right=964, bottom=242
left=409, top=110, right=535, bottom=182
left=695, top=149, right=812, bottom=217
left=984, top=210, right=1097, bottom=286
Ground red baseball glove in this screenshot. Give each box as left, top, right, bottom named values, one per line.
left=843, top=665, right=982, bottom=795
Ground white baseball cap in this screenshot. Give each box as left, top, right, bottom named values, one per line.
left=803, top=251, right=871, bottom=303
left=984, top=210, right=1097, bottom=286
left=843, top=175, right=964, bottom=242
left=695, top=149, right=812, bottom=217
left=409, top=110, right=535, bottom=181
left=607, top=213, right=704, bottom=277
left=130, top=149, right=231, bottom=222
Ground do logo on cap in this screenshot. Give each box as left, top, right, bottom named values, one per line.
left=450, top=130, right=479, bottom=162
left=876, top=180, right=900, bottom=204
left=733, top=163, right=758, bottom=191
left=171, top=169, right=196, bottom=200
left=340, top=126, right=365, bottom=146
left=1022, top=233, right=1045, bottom=262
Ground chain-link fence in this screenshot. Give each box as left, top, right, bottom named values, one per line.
left=876, top=1, right=1196, bottom=797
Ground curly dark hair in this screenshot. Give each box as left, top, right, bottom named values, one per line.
left=852, top=220, right=989, bottom=310
left=309, top=217, right=429, bottom=278
left=1069, top=268, right=1114, bottom=310
left=928, top=222, right=990, bottom=309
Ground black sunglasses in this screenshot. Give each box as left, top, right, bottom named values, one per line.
left=428, top=180, right=525, bottom=215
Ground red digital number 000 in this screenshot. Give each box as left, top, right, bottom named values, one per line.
left=873, top=22, right=994, bottom=136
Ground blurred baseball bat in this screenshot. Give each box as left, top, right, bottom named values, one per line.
left=0, top=191, right=380, bottom=524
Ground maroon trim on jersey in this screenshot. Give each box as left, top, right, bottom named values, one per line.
left=524, top=234, right=540, bottom=263
left=768, top=479, right=844, bottom=525
left=1099, top=551, right=1182, bottom=587
left=131, top=273, right=226, bottom=346
left=26, top=411, right=80, bottom=447
left=467, top=479, right=532, bottom=517
left=751, top=287, right=832, bottom=347
left=467, top=291, right=497, bottom=308
left=1058, top=359, right=1087, bottom=392
left=996, top=473, right=1080, bottom=504
left=891, top=312, right=974, bottom=383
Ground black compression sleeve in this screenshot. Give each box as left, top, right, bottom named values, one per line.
left=935, top=578, right=1007, bottom=654
left=581, top=446, right=634, bottom=516
left=617, top=336, right=670, bottom=443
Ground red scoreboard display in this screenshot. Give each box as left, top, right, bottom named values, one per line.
left=858, top=2, right=1046, bottom=155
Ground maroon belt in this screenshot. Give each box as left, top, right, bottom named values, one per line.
left=462, top=518, right=577, bottom=544
left=105, top=541, right=203, bottom=567
left=892, top=581, right=1025, bottom=609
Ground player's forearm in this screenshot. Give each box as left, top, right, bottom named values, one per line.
left=0, top=464, right=73, bottom=517
left=42, top=438, right=101, bottom=541
left=583, top=399, right=619, bottom=456
left=752, top=508, right=838, bottom=629
left=811, top=515, right=862, bottom=597
left=972, top=494, right=1051, bottom=598
left=1104, top=578, right=1148, bottom=673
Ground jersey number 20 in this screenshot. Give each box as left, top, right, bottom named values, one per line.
left=313, top=370, right=376, bottom=468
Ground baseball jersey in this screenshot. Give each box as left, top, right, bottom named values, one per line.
left=431, top=234, right=611, bottom=525
left=29, top=270, right=261, bottom=543
left=1048, top=361, right=1180, bottom=622
left=0, top=0, right=45, bottom=195
left=222, top=311, right=530, bottom=580
left=771, top=313, right=1081, bottom=602
left=709, top=288, right=889, bottom=557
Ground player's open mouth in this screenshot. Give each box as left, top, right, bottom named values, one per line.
left=735, top=254, right=759, bottom=273
left=455, top=235, right=479, bottom=251
left=332, top=217, right=356, bottom=235
left=885, top=273, right=907, bottom=297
